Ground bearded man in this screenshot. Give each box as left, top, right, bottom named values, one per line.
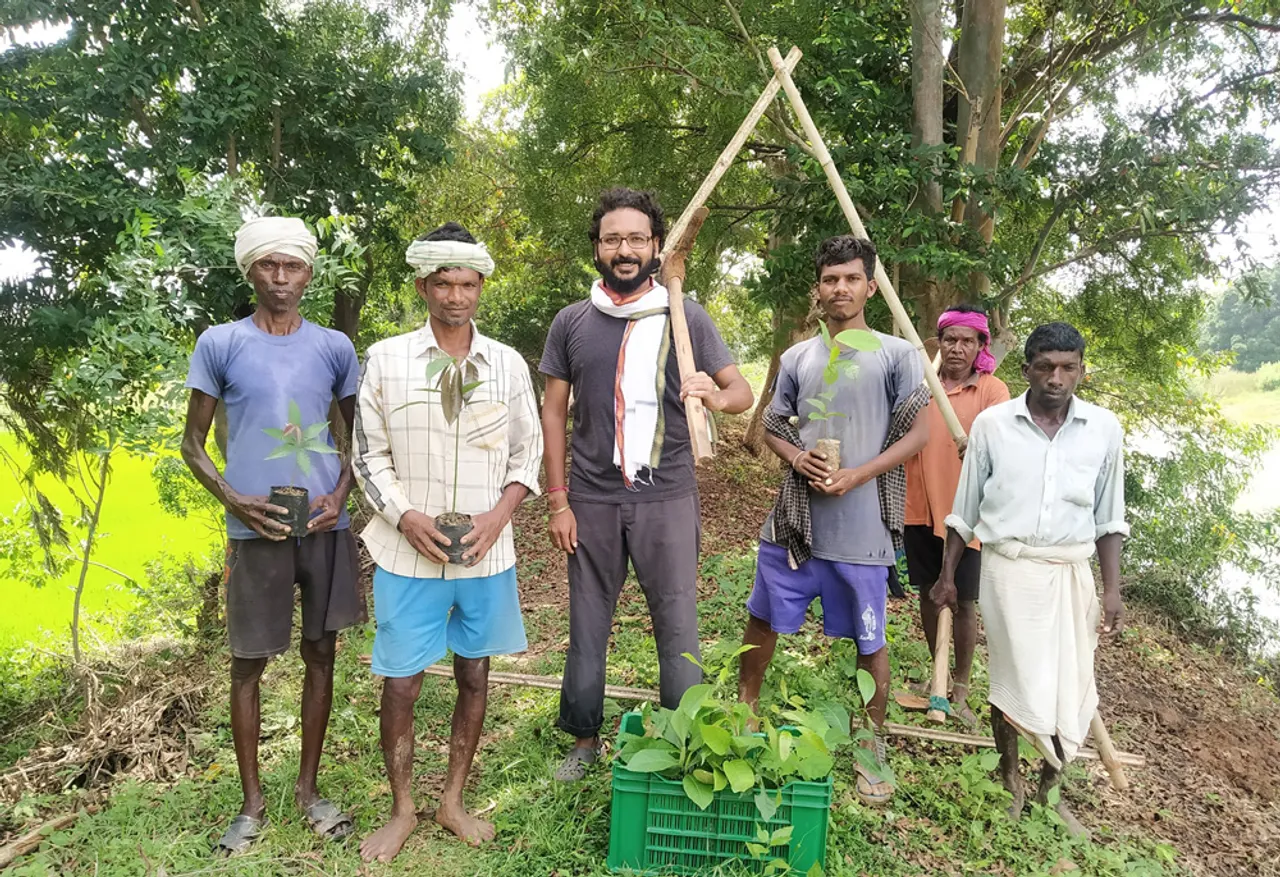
left=539, top=187, right=754, bottom=781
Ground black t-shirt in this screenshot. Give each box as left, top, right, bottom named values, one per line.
left=539, top=297, right=735, bottom=503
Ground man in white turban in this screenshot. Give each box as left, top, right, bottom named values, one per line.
left=182, top=215, right=362, bottom=855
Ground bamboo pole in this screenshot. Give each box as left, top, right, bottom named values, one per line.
left=926, top=606, right=953, bottom=722
left=765, top=46, right=966, bottom=446
left=656, top=45, right=803, bottom=462
left=664, top=46, right=803, bottom=252
left=662, top=207, right=714, bottom=461
left=415, top=664, right=1146, bottom=768
left=0, top=811, right=80, bottom=869
left=1090, top=711, right=1129, bottom=791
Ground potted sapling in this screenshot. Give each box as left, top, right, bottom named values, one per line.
left=802, top=321, right=882, bottom=470
left=395, top=355, right=484, bottom=564
left=262, top=400, right=339, bottom=537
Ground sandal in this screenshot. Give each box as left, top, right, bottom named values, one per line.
left=214, top=814, right=266, bottom=856
left=553, top=745, right=600, bottom=782
left=855, top=735, right=895, bottom=807
left=304, top=799, right=354, bottom=841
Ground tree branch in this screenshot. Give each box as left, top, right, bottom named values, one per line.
left=1184, top=12, right=1280, bottom=33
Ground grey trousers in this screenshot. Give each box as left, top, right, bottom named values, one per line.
left=557, top=494, right=703, bottom=739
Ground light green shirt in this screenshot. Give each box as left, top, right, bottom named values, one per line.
left=944, top=392, right=1128, bottom=547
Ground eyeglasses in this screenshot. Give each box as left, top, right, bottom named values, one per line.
left=597, top=234, right=653, bottom=251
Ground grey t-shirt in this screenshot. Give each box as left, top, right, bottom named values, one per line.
left=762, top=332, right=923, bottom=565
left=539, top=297, right=735, bottom=503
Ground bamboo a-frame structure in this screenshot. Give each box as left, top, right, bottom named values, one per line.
left=660, top=45, right=1129, bottom=792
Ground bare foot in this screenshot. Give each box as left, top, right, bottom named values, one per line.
left=1006, top=783, right=1026, bottom=821
left=435, top=801, right=495, bottom=847
left=359, top=811, right=418, bottom=863
left=1054, top=802, right=1091, bottom=839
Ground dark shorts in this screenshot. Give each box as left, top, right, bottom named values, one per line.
left=747, top=541, right=888, bottom=655
left=903, top=525, right=981, bottom=603
left=224, top=529, right=363, bottom=659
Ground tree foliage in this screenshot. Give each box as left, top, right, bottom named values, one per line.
left=1203, top=270, right=1280, bottom=371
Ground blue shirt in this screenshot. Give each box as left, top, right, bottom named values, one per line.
left=763, top=331, right=923, bottom=565
left=186, top=317, right=360, bottom=540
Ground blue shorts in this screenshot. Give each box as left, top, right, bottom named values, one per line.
left=747, top=541, right=888, bottom=655
left=371, top=565, right=528, bottom=678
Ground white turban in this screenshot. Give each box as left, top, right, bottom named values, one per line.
left=234, top=217, right=318, bottom=278
left=405, top=239, right=495, bottom=279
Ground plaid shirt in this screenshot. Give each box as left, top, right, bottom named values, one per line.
left=354, top=323, right=543, bottom=579
left=765, top=382, right=931, bottom=569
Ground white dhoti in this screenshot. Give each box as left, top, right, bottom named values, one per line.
left=979, top=540, right=1099, bottom=768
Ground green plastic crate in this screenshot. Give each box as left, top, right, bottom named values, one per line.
left=607, top=711, right=832, bottom=875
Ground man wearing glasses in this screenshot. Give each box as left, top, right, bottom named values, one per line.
left=539, top=187, right=753, bottom=781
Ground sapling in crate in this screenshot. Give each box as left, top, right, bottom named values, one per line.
left=394, top=354, right=484, bottom=564
left=262, top=400, right=339, bottom=537
left=801, top=321, right=881, bottom=470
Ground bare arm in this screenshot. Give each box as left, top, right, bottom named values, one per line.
left=542, top=377, right=577, bottom=554
left=1096, top=532, right=1124, bottom=633
left=180, top=389, right=289, bottom=540
left=931, top=527, right=969, bottom=609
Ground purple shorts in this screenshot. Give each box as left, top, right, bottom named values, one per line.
left=747, top=541, right=888, bottom=655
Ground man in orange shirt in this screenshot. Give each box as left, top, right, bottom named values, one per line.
left=903, top=304, right=1010, bottom=726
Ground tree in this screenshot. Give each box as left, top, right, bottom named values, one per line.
left=1203, top=271, right=1280, bottom=371
left=0, top=0, right=459, bottom=352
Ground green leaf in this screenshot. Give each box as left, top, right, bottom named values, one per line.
left=979, top=750, right=1001, bottom=771
left=723, top=759, right=755, bottom=793
left=807, top=862, right=825, bottom=877
left=818, top=320, right=832, bottom=347
left=754, top=788, right=779, bottom=822
left=460, top=380, right=485, bottom=396
left=665, top=710, right=692, bottom=748
left=682, top=774, right=714, bottom=810
left=296, top=452, right=312, bottom=477
left=822, top=362, right=840, bottom=385
left=805, top=397, right=827, bottom=414
left=678, top=684, right=712, bottom=718
left=700, top=722, right=732, bottom=756
left=439, top=365, right=461, bottom=425
left=778, top=730, right=792, bottom=764
left=262, top=427, right=287, bottom=440
left=423, top=356, right=452, bottom=385
left=833, top=328, right=883, bottom=351
left=303, top=440, right=339, bottom=454
left=303, top=421, right=329, bottom=440
left=623, top=749, right=680, bottom=773
left=746, top=843, right=768, bottom=858
left=712, top=768, right=727, bottom=791
left=769, top=826, right=793, bottom=847
left=264, top=445, right=295, bottom=460
left=856, top=668, right=876, bottom=707
left=288, top=400, right=302, bottom=427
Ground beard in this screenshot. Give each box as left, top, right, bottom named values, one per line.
left=595, top=253, right=662, bottom=295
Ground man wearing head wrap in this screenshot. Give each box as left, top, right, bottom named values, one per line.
left=902, top=303, right=1010, bottom=726
left=181, top=216, right=361, bottom=855
left=354, top=222, right=542, bottom=861
left=538, top=188, right=754, bottom=783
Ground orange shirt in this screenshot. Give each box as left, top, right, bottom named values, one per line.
left=905, top=371, right=1011, bottom=541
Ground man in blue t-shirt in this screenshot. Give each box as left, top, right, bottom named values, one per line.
left=738, top=235, right=928, bottom=807
left=181, top=217, right=361, bottom=855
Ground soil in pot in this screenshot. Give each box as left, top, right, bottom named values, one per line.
left=436, top=512, right=474, bottom=565
left=268, top=486, right=310, bottom=537
left=814, top=438, right=842, bottom=472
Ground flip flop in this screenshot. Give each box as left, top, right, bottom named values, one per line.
left=213, top=814, right=266, bottom=856
left=553, top=745, right=600, bottom=782
left=304, top=799, right=354, bottom=841
left=855, top=735, right=895, bottom=807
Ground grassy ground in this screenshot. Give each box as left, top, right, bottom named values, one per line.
left=0, top=433, right=219, bottom=647
left=1199, top=369, right=1280, bottom=426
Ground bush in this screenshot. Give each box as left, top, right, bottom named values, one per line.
left=1258, top=361, right=1280, bottom=392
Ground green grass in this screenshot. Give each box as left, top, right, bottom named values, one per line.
left=9, top=550, right=1184, bottom=876
left=0, top=433, right=219, bottom=648
left=1199, top=369, right=1280, bottom=426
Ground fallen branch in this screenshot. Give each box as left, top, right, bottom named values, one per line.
left=414, top=663, right=1146, bottom=768
left=0, top=811, right=81, bottom=869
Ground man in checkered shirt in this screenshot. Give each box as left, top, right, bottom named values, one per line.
left=353, top=222, right=542, bottom=861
